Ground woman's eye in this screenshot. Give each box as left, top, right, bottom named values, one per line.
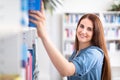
left=87, top=27, right=92, bottom=31
left=80, top=25, right=84, bottom=28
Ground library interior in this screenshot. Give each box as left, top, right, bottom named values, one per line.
left=0, top=0, right=120, bottom=80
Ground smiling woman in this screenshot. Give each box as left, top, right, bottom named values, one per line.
left=29, top=2, right=111, bottom=79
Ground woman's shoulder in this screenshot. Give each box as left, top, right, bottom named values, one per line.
left=85, top=46, right=103, bottom=51
left=84, top=46, right=104, bottom=56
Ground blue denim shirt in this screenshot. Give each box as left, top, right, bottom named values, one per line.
left=68, top=46, right=104, bottom=80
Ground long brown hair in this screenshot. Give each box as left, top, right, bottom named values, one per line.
left=74, top=13, right=111, bottom=80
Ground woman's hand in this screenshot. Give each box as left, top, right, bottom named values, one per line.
left=29, top=2, right=47, bottom=40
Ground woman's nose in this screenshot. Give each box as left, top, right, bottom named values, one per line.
left=82, top=28, right=87, bottom=33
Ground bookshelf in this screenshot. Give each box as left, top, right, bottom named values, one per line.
left=0, top=0, right=39, bottom=80
left=0, top=0, right=22, bottom=79
left=100, top=11, right=120, bottom=68
left=62, top=11, right=120, bottom=80
left=0, top=31, right=22, bottom=79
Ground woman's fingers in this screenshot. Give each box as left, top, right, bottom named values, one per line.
left=29, top=1, right=46, bottom=23
left=29, top=10, right=45, bottom=28
left=29, top=11, right=45, bottom=21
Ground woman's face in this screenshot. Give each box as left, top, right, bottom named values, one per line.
left=77, top=18, right=93, bottom=45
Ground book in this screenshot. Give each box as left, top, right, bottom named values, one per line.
left=28, top=0, right=41, bottom=27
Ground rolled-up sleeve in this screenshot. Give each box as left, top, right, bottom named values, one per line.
left=69, top=49, right=103, bottom=77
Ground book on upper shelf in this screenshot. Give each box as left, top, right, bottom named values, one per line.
left=28, top=0, right=42, bottom=27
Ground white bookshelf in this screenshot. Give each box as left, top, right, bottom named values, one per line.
left=0, top=0, right=39, bottom=79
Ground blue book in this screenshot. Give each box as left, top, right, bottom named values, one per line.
left=28, top=0, right=41, bottom=27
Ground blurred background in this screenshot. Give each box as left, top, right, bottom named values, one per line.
left=0, top=0, right=120, bottom=80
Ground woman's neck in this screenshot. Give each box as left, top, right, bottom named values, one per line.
left=78, top=42, right=92, bottom=51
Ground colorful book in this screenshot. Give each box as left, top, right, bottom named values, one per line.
left=28, top=0, right=41, bottom=27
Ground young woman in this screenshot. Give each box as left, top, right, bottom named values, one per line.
left=29, top=2, right=111, bottom=80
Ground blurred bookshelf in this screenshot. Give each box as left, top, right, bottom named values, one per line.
left=0, top=0, right=39, bottom=80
